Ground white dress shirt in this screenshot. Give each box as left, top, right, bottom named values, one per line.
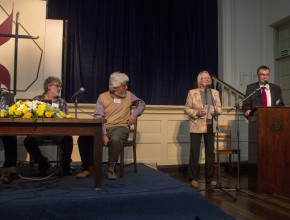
left=260, top=83, right=271, bottom=107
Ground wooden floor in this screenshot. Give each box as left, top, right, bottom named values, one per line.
left=158, top=164, right=290, bottom=220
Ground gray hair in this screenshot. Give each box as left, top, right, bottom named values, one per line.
left=44, top=76, right=62, bottom=92
left=109, top=72, right=129, bottom=91
left=197, top=71, right=211, bottom=88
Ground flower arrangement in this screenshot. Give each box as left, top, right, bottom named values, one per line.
left=0, top=100, right=72, bottom=120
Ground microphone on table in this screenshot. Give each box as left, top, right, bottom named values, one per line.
left=71, top=87, right=85, bottom=100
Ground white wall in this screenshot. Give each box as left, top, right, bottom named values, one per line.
left=44, top=19, right=63, bottom=80
left=219, top=0, right=290, bottom=96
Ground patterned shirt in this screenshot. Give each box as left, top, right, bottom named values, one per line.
left=33, top=93, right=69, bottom=114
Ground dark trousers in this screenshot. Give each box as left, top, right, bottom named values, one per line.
left=24, top=136, right=73, bottom=172
left=1, top=136, right=17, bottom=169
left=188, top=124, right=215, bottom=183
left=77, top=136, right=94, bottom=170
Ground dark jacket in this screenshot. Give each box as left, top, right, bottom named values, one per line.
left=242, top=82, right=284, bottom=115
left=0, top=90, right=15, bottom=107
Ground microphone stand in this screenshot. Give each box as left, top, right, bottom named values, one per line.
left=227, top=102, right=242, bottom=191
left=227, top=86, right=264, bottom=113
left=71, top=96, right=78, bottom=119
left=227, top=87, right=263, bottom=198
left=71, top=88, right=85, bottom=119
left=199, top=86, right=236, bottom=201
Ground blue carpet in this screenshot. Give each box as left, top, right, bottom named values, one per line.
left=0, top=164, right=235, bottom=220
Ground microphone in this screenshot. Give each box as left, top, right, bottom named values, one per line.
left=71, top=87, right=85, bottom=99
left=206, top=83, right=211, bottom=89
left=264, top=80, right=269, bottom=85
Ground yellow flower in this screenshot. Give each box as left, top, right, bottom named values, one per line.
left=15, top=109, right=22, bottom=116
left=66, top=115, right=72, bottom=119
left=9, top=105, right=16, bottom=115
left=22, top=106, right=28, bottom=114
left=0, top=110, right=5, bottom=117
left=45, top=111, right=52, bottom=118
left=16, top=101, right=21, bottom=107
left=23, top=112, right=33, bottom=119
left=36, top=108, right=44, bottom=116
left=60, top=111, right=64, bottom=118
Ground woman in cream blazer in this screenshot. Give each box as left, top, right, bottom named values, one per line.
left=184, top=71, right=222, bottom=188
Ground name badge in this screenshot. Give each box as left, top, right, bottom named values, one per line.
left=52, top=103, right=59, bottom=109
left=114, top=98, right=121, bottom=103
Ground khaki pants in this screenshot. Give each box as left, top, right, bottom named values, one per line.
left=106, top=126, right=129, bottom=172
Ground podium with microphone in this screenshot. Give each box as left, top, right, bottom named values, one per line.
left=248, top=106, right=290, bottom=194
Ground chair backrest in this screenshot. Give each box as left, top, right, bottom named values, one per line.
left=129, top=101, right=139, bottom=142
left=216, top=125, right=231, bottom=149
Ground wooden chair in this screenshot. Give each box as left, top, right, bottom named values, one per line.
left=216, top=125, right=240, bottom=176
left=119, top=101, right=139, bottom=178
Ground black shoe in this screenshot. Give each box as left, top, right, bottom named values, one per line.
left=38, top=157, right=50, bottom=176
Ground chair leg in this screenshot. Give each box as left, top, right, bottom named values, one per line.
left=120, top=148, right=124, bottom=178
left=133, top=145, right=137, bottom=173
left=58, top=145, right=63, bottom=176
left=218, top=153, right=221, bottom=177
left=229, top=154, right=232, bottom=171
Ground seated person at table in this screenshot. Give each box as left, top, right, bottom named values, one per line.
left=0, top=80, right=17, bottom=184
left=77, top=72, right=145, bottom=179
left=23, top=77, right=73, bottom=176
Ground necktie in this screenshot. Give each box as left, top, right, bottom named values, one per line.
left=262, top=87, right=267, bottom=107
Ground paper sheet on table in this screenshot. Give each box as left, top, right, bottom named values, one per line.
left=201, top=105, right=214, bottom=119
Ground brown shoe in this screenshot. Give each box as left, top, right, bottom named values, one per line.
left=209, top=180, right=216, bottom=186
left=107, top=171, right=117, bottom=180
left=76, top=170, right=89, bottom=179
left=191, top=180, right=198, bottom=188
left=1, top=173, right=15, bottom=184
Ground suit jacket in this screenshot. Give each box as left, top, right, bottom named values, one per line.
left=184, top=88, right=222, bottom=133
left=242, top=82, right=284, bottom=115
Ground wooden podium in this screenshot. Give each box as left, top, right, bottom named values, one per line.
left=248, top=107, right=290, bottom=194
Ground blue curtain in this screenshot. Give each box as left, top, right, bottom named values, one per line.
left=47, top=0, right=218, bottom=105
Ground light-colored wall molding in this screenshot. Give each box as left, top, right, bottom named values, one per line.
left=67, top=104, right=248, bottom=166
left=0, top=104, right=249, bottom=166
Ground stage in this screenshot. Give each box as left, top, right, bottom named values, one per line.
left=0, top=163, right=235, bottom=220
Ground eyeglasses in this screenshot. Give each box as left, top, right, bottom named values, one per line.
left=50, top=84, right=62, bottom=88
left=259, top=74, right=270, bottom=77
left=119, top=84, right=127, bottom=88
left=201, top=77, right=211, bottom=80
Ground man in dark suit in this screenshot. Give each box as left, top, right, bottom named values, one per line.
left=242, top=65, right=284, bottom=117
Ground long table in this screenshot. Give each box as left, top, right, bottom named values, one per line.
left=0, top=118, right=106, bottom=190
